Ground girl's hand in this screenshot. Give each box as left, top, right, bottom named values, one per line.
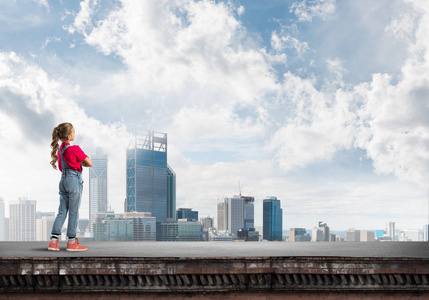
left=82, top=156, right=93, bottom=167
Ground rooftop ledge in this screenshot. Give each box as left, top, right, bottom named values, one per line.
left=1, top=241, right=429, bottom=296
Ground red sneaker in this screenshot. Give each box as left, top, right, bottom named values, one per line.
left=48, top=238, right=60, bottom=251
left=66, top=238, right=87, bottom=252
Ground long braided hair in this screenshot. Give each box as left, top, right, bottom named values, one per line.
left=50, top=122, right=74, bottom=170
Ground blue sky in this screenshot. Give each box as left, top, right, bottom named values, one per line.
left=0, top=0, right=428, bottom=232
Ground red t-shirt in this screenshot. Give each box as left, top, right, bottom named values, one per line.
left=58, top=143, right=88, bottom=173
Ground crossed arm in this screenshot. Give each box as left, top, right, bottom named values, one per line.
left=82, top=156, right=93, bottom=167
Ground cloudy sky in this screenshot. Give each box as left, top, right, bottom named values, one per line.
left=0, top=0, right=428, bottom=232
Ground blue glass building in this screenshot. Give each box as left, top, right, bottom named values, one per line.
left=263, top=196, right=283, bottom=241
left=176, top=208, right=198, bottom=221
left=126, top=131, right=175, bottom=223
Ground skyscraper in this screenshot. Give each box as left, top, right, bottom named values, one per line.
left=0, top=198, right=5, bottom=241
left=242, top=196, right=255, bottom=229
left=200, top=216, right=214, bottom=229
left=36, top=211, right=55, bottom=241
left=9, top=198, right=36, bottom=241
left=227, top=196, right=244, bottom=237
left=217, top=195, right=254, bottom=236
left=263, top=196, right=283, bottom=241
left=217, top=198, right=228, bottom=232
left=387, top=222, right=396, bottom=241
left=89, top=148, right=108, bottom=232
left=125, top=131, right=175, bottom=223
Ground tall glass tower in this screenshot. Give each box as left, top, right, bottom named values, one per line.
left=242, top=196, right=254, bottom=229
left=89, top=148, right=108, bottom=232
left=263, top=196, right=283, bottom=241
left=126, top=131, right=175, bottom=223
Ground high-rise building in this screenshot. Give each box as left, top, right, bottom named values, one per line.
left=200, top=216, right=214, bottom=229
left=346, top=229, right=361, bottom=242
left=360, top=231, right=375, bottom=242
left=318, top=222, right=330, bottom=242
left=290, top=228, right=311, bottom=242
left=227, top=196, right=244, bottom=237
left=0, top=198, right=5, bottom=241
left=242, top=196, right=255, bottom=229
left=424, top=224, right=429, bottom=242
left=125, top=131, right=175, bottom=223
left=217, top=195, right=253, bottom=237
left=36, top=212, right=55, bottom=241
left=263, top=196, right=283, bottom=241
left=200, top=216, right=214, bottom=242
left=89, top=148, right=108, bottom=232
left=217, top=198, right=228, bottom=232
left=176, top=208, right=198, bottom=221
left=387, top=222, right=396, bottom=241
left=9, top=198, right=36, bottom=241
left=311, top=227, right=323, bottom=242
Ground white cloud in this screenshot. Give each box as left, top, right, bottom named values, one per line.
left=268, top=71, right=356, bottom=171
left=268, top=0, right=429, bottom=188
left=385, top=12, right=417, bottom=40
left=271, top=30, right=310, bottom=56
left=33, top=0, right=49, bottom=10
left=66, top=0, right=97, bottom=35
left=67, top=0, right=279, bottom=105
left=42, top=36, right=61, bottom=49
left=290, top=0, right=336, bottom=23
left=237, top=6, right=245, bottom=16
left=0, top=51, right=131, bottom=219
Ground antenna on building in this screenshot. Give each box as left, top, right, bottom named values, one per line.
left=238, top=179, right=241, bottom=196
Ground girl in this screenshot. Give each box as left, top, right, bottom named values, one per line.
left=48, top=122, right=93, bottom=252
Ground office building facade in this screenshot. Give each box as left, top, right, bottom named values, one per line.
left=126, top=131, right=175, bottom=223
left=387, top=222, right=396, bottom=241
left=176, top=208, right=198, bottom=221
left=200, top=216, right=214, bottom=229
left=89, top=148, right=108, bottom=232
left=242, top=196, right=255, bottom=229
left=93, top=212, right=156, bottom=241
left=156, top=220, right=203, bottom=241
left=290, top=228, right=311, bottom=242
left=9, top=198, right=36, bottom=241
left=227, top=196, right=244, bottom=237
left=36, top=212, right=55, bottom=241
left=346, top=229, right=361, bottom=242
left=217, top=198, right=228, bottom=232
left=263, top=196, right=283, bottom=241
left=360, top=231, right=375, bottom=242
left=217, top=195, right=254, bottom=237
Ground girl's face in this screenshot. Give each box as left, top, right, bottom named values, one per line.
left=68, top=127, right=75, bottom=142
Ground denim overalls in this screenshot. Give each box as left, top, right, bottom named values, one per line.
left=51, top=145, right=84, bottom=239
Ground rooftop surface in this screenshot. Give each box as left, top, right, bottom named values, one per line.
left=1, top=241, right=429, bottom=259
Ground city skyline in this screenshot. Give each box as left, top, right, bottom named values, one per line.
left=0, top=0, right=428, bottom=231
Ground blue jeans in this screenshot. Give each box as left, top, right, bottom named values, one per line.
left=51, top=170, right=83, bottom=238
